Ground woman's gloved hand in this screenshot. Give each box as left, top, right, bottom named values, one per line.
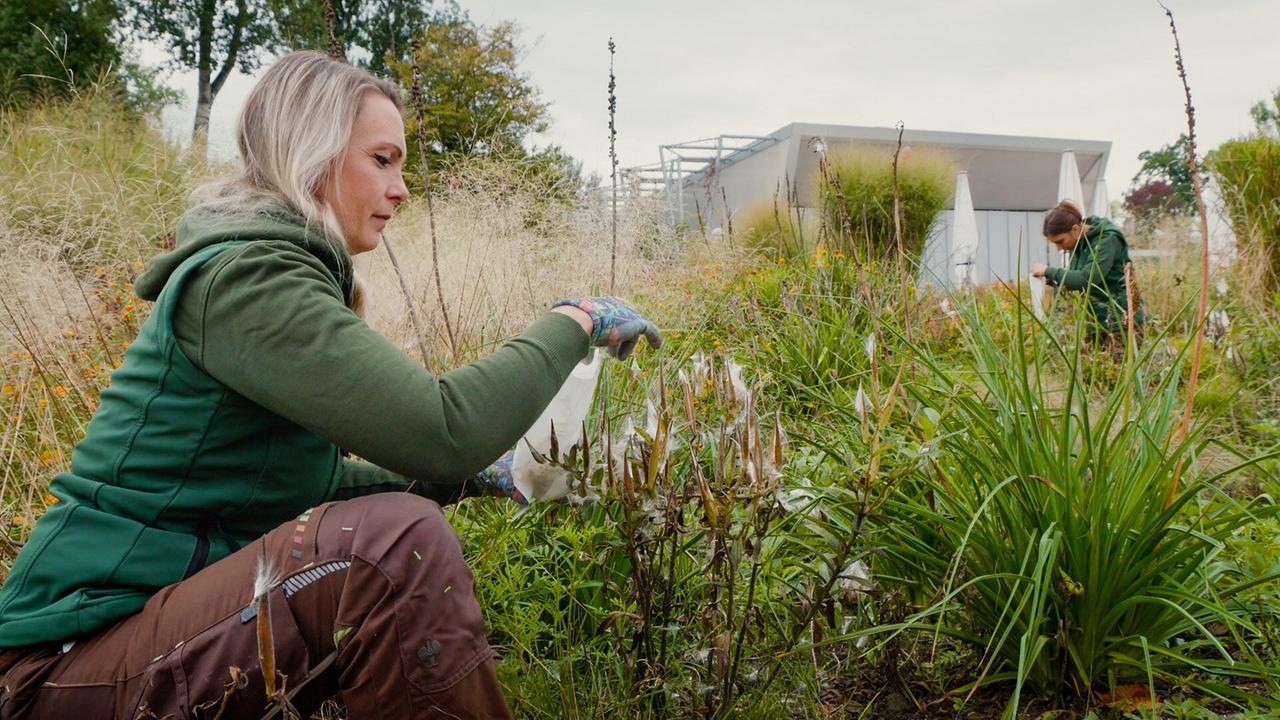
left=471, top=450, right=527, bottom=506
left=551, top=296, right=662, bottom=360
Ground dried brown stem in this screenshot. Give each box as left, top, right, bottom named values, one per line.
left=409, top=38, right=458, bottom=365
left=608, top=38, right=619, bottom=294
left=891, top=122, right=912, bottom=344
left=323, top=0, right=346, bottom=62
left=381, top=232, right=434, bottom=372
left=1160, top=2, right=1211, bottom=508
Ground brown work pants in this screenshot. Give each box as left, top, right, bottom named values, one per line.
left=0, top=493, right=513, bottom=719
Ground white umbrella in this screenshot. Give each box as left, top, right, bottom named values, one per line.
left=1057, top=150, right=1086, bottom=210
left=1055, top=150, right=1085, bottom=267
left=1090, top=178, right=1110, bottom=219
left=952, top=171, right=980, bottom=287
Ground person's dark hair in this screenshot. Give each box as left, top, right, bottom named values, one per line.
left=1043, top=200, right=1083, bottom=236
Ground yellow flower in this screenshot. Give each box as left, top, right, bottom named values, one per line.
left=2, top=384, right=13, bottom=395
left=12, top=515, right=27, bottom=525
left=44, top=494, right=59, bottom=505
left=53, top=386, right=66, bottom=397
left=38, top=398, right=48, bottom=408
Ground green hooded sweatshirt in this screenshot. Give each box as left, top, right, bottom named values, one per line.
left=1043, top=216, right=1142, bottom=334
left=0, top=207, right=587, bottom=647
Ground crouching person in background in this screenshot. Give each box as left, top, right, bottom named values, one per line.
left=1032, top=199, right=1144, bottom=344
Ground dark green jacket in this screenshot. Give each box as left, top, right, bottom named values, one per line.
left=1044, top=216, right=1141, bottom=333
left=0, top=207, right=587, bottom=647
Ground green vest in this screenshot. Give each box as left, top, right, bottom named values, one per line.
left=0, top=242, right=343, bottom=646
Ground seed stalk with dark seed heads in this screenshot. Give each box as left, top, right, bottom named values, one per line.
left=323, top=0, right=346, bottom=62
left=1158, top=1, right=1210, bottom=508
left=607, top=37, right=618, bottom=294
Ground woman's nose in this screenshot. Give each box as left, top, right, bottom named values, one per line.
left=388, top=174, right=409, bottom=203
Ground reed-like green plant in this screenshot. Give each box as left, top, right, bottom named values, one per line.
left=870, top=295, right=1280, bottom=715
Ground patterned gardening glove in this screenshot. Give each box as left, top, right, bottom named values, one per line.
left=551, top=296, right=662, bottom=360
left=471, top=449, right=527, bottom=506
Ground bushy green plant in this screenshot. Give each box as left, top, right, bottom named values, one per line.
left=735, top=199, right=817, bottom=260
left=817, top=146, right=953, bottom=264
left=869, top=300, right=1280, bottom=716
left=1210, top=135, right=1280, bottom=299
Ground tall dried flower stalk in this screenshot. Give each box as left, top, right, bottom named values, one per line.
left=323, top=0, right=346, bottom=62
left=410, top=37, right=458, bottom=365
left=1160, top=2, right=1211, bottom=508
left=891, top=122, right=912, bottom=344
left=608, top=37, right=618, bottom=294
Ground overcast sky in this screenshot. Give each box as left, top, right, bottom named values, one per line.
left=156, top=0, right=1278, bottom=196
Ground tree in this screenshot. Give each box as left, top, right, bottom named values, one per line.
left=273, top=0, right=440, bottom=77
left=1122, top=179, right=1179, bottom=230
left=0, top=0, right=121, bottom=104
left=123, top=0, right=278, bottom=145
left=1130, top=135, right=1208, bottom=217
left=1250, top=86, right=1280, bottom=139
left=391, top=14, right=550, bottom=164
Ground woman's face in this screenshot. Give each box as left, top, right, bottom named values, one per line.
left=1046, top=223, right=1082, bottom=252
left=320, top=91, right=409, bottom=255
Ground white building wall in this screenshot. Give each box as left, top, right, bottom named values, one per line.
left=921, top=210, right=1062, bottom=288
left=682, top=139, right=792, bottom=230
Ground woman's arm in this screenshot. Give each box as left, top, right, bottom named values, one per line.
left=1044, top=234, right=1121, bottom=291
left=173, top=241, right=589, bottom=484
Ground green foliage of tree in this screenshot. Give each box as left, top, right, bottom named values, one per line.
left=0, top=0, right=121, bottom=104
left=1131, top=134, right=1208, bottom=217
left=0, top=0, right=178, bottom=114
left=392, top=14, right=550, bottom=163
left=1251, top=86, right=1280, bottom=139
left=273, top=0, right=440, bottom=77
left=122, top=0, right=279, bottom=144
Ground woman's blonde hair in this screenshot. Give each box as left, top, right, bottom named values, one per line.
left=191, top=50, right=401, bottom=312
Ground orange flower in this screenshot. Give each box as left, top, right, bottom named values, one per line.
left=53, top=386, right=66, bottom=397
left=2, top=384, right=13, bottom=395
left=44, top=494, right=59, bottom=505
left=38, top=398, right=48, bottom=408
left=12, top=515, right=27, bottom=525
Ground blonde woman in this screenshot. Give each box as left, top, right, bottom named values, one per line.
left=0, top=50, right=659, bottom=719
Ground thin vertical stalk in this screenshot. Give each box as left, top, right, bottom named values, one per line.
left=381, top=232, right=434, bottom=373
left=891, top=122, right=912, bottom=344
left=1159, top=2, right=1211, bottom=508
left=323, top=0, right=346, bottom=61
left=608, top=38, right=619, bottom=294
left=409, top=37, right=458, bottom=365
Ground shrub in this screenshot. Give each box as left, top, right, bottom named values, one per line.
left=735, top=198, right=817, bottom=261
left=1210, top=136, right=1280, bottom=299
left=816, top=145, right=953, bottom=265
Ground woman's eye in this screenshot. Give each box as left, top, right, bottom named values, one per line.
left=374, top=153, right=391, bottom=167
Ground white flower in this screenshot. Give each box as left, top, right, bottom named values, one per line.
left=725, top=357, right=749, bottom=406
left=854, top=384, right=869, bottom=421
left=863, top=333, right=876, bottom=362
